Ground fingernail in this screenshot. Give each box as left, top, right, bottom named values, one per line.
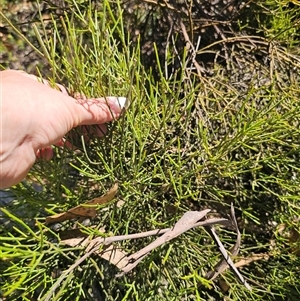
left=106, top=96, right=128, bottom=115
left=106, top=97, right=129, bottom=114
left=117, top=97, right=127, bottom=109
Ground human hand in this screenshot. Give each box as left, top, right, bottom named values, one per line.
left=0, top=70, right=126, bottom=189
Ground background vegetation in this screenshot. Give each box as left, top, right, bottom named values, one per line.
left=1, top=0, right=300, bottom=300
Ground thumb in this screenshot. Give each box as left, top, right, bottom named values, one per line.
left=73, top=96, right=127, bottom=126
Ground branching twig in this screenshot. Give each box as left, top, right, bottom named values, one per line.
left=118, top=210, right=211, bottom=275
left=62, top=216, right=230, bottom=248
left=56, top=207, right=251, bottom=300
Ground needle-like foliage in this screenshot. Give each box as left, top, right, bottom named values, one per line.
left=1, top=0, right=300, bottom=300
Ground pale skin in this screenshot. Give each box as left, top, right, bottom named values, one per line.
left=0, top=70, right=124, bottom=189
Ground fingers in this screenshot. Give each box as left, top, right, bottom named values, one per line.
left=74, top=96, right=127, bottom=126
left=7, top=70, right=128, bottom=126
left=37, top=124, right=108, bottom=159
left=63, top=124, right=108, bottom=148
left=36, top=147, right=54, bottom=160
left=16, top=70, right=128, bottom=125
left=82, top=124, right=108, bottom=137
left=4, top=70, right=127, bottom=161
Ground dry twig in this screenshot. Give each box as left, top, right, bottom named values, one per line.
left=204, top=205, right=252, bottom=290
left=54, top=206, right=251, bottom=296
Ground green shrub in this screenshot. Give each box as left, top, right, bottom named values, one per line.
left=1, top=0, right=300, bottom=300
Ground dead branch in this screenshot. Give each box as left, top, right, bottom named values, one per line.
left=57, top=207, right=251, bottom=293
left=204, top=205, right=252, bottom=290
